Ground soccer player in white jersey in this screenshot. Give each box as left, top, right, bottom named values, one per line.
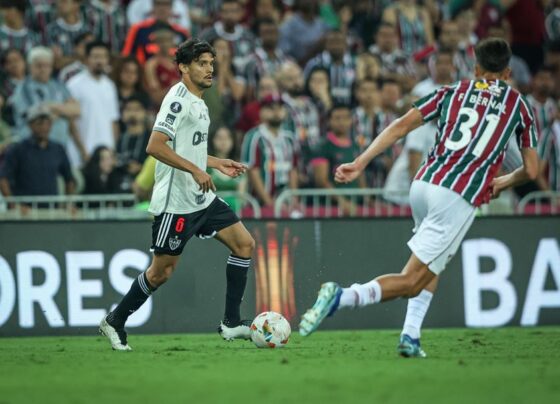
left=298, top=38, right=539, bottom=356
left=100, top=39, right=255, bottom=351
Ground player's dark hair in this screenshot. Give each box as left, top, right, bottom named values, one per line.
left=85, top=40, right=110, bottom=57
left=328, top=103, right=351, bottom=118
left=475, top=38, right=511, bottom=73
left=0, top=0, right=26, bottom=13
left=175, top=38, right=216, bottom=66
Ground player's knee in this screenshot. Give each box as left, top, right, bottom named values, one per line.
left=147, top=264, right=174, bottom=287
left=234, top=234, right=255, bottom=257
left=401, top=274, right=422, bottom=298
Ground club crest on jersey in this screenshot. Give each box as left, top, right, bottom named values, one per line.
left=170, top=102, right=182, bottom=113
left=165, top=114, right=176, bottom=125
left=169, top=236, right=181, bottom=251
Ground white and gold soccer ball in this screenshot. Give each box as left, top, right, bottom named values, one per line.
left=250, top=311, right=291, bottom=348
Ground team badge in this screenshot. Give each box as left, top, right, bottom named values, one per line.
left=170, top=102, right=182, bottom=113
left=165, top=114, right=176, bottom=125
left=169, top=236, right=181, bottom=251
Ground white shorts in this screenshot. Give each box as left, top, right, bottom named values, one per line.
left=407, top=180, right=476, bottom=275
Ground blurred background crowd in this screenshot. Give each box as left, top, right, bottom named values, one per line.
left=0, top=0, right=557, bottom=215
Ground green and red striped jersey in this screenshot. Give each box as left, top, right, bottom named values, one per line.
left=413, top=79, right=538, bottom=206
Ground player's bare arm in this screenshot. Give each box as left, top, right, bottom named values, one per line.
left=335, top=108, right=424, bottom=184
left=491, top=147, right=539, bottom=198
left=146, top=130, right=216, bottom=192
left=207, top=155, right=247, bottom=178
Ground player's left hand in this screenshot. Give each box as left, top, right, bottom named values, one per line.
left=488, top=175, right=510, bottom=201
left=218, top=159, right=247, bottom=178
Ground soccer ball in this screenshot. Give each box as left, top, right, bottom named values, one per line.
left=250, top=311, right=291, bottom=348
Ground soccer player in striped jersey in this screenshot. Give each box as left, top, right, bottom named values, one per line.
left=100, top=39, right=254, bottom=351
left=299, top=38, right=540, bottom=355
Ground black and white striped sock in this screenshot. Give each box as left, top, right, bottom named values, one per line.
left=107, top=272, right=156, bottom=327
left=223, top=255, right=251, bottom=327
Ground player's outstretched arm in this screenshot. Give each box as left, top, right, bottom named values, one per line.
left=490, top=148, right=539, bottom=199
left=146, top=131, right=216, bottom=192
left=207, top=155, right=247, bottom=178
left=335, top=108, right=424, bottom=184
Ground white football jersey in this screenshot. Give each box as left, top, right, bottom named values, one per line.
left=149, top=81, right=216, bottom=215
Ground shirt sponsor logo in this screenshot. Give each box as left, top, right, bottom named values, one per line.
left=170, top=102, right=182, bottom=113
left=192, top=131, right=208, bottom=146
left=165, top=114, right=176, bottom=125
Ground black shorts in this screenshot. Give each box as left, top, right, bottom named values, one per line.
left=151, top=197, right=240, bottom=256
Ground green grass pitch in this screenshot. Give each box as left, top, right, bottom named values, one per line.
left=1, top=327, right=559, bottom=404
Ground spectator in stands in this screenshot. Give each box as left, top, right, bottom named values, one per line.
left=311, top=104, right=365, bottom=214
left=67, top=41, right=120, bottom=167
left=304, top=30, right=357, bottom=105
left=414, top=19, right=475, bottom=80
left=235, top=75, right=278, bottom=137
left=382, top=0, right=435, bottom=56
left=333, top=0, right=363, bottom=54
left=369, top=79, right=402, bottom=187
left=200, top=0, right=257, bottom=73
left=203, top=37, right=246, bottom=134
left=188, top=0, right=222, bottom=36
left=82, top=146, right=128, bottom=194
left=10, top=47, right=84, bottom=158
left=114, top=57, right=151, bottom=113
left=84, top=0, right=127, bottom=54
left=243, top=18, right=292, bottom=101
left=527, top=66, right=558, bottom=142
left=127, top=0, right=192, bottom=31
left=539, top=110, right=560, bottom=191
left=58, top=32, right=95, bottom=84
left=116, top=96, right=150, bottom=179
left=454, top=5, right=478, bottom=50
left=144, top=27, right=181, bottom=106
left=305, top=66, right=333, bottom=136
left=544, top=41, right=560, bottom=99
left=241, top=93, right=298, bottom=207
left=122, top=0, right=189, bottom=65
left=368, top=22, right=416, bottom=92
left=276, top=62, right=321, bottom=175
left=352, top=77, right=379, bottom=152
left=251, top=0, right=283, bottom=28
left=0, top=94, right=12, bottom=155
left=383, top=50, right=456, bottom=206
left=209, top=126, right=246, bottom=212
left=0, top=104, right=74, bottom=197
left=0, top=48, right=26, bottom=126
left=349, top=0, right=385, bottom=49
left=26, top=0, right=56, bottom=44
left=279, top=0, right=329, bottom=64
left=46, top=0, right=89, bottom=69
left=546, top=0, right=560, bottom=42
left=506, top=0, right=547, bottom=73
left=0, top=0, right=40, bottom=54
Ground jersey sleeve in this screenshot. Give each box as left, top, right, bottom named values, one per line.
left=152, top=90, right=187, bottom=139
left=517, top=97, right=539, bottom=149
left=412, top=85, right=451, bottom=122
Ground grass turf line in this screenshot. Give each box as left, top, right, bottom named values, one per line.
left=0, top=327, right=559, bottom=404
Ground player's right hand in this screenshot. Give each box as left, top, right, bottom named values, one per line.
left=193, top=169, right=216, bottom=193
left=335, top=162, right=363, bottom=184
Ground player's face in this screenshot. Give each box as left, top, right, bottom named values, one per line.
left=188, top=53, right=215, bottom=89
left=329, top=109, right=352, bottom=136
left=30, top=58, right=54, bottom=83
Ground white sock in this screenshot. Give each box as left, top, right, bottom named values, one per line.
left=338, top=280, right=382, bottom=309
left=401, top=289, right=433, bottom=339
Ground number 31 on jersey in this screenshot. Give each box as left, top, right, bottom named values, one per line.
left=445, top=107, right=500, bottom=157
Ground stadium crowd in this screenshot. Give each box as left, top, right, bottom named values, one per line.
left=0, top=0, right=558, bottom=214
